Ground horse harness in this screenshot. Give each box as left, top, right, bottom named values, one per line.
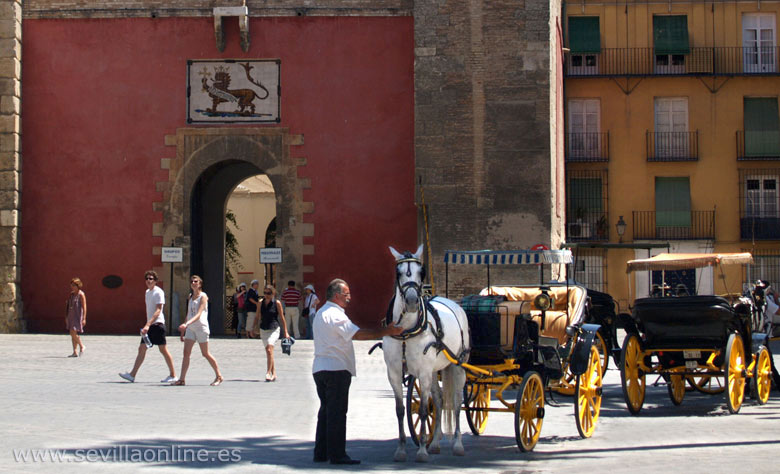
left=385, top=254, right=468, bottom=374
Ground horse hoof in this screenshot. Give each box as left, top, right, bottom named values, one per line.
left=415, top=452, right=429, bottom=463
left=453, top=444, right=465, bottom=457
left=428, top=444, right=440, bottom=455
left=393, top=449, right=407, bottom=462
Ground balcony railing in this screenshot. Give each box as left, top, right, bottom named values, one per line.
left=566, top=212, right=609, bottom=241
left=566, top=47, right=780, bottom=77
left=632, top=210, right=715, bottom=240
left=737, top=130, right=780, bottom=160
left=741, top=216, right=780, bottom=240
left=565, top=132, right=609, bottom=162
left=646, top=131, right=698, bottom=161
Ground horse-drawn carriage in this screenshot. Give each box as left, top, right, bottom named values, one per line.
left=401, top=249, right=604, bottom=452
left=619, top=252, right=773, bottom=414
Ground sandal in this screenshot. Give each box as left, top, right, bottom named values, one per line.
left=210, top=376, right=224, bottom=386
left=172, top=380, right=185, bottom=386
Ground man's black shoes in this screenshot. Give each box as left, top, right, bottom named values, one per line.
left=313, top=456, right=327, bottom=463
left=330, top=456, right=361, bottom=465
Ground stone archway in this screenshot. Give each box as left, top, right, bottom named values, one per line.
left=155, top=128, right=310, bottom=333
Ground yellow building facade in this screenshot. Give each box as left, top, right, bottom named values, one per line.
left=563, top=0, right=780, bottom=309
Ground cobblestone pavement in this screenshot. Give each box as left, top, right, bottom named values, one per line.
left=1, top=334, right=780, bottom=473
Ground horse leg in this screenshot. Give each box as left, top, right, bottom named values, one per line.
left=428, top=376, right=443, bottom=454
left=387, top=365, right=407, bottom=462
left=450, top=366, right=466, bottom=456
left=415, top=374, right=433, bottom=463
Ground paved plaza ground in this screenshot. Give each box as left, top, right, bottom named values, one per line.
left=1, top=333, right=780, bottom=473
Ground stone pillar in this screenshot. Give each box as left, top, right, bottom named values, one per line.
left=0, top=0, right=22, bottom=332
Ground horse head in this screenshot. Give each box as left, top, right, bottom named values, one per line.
left=389, top=244, right=425, bottom=317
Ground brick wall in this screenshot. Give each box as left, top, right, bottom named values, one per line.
left=0, top=0, right=21, bottom=332
left=415, top=0, right=561, bottom=296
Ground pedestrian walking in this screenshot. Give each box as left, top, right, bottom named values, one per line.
left=119, top=271, right=177, bottom=383
left=66, top=277, right=87, bottom=357
left=234, top=283, right=248, bottom=338
left=252, top=284, right=289, bottom=382
left=281, top=280, right=302, bottom=339
left=312, top=279, right=402, bottom=465
left=302, top=284, right=319, bottom=340
left=245, top=280, right=260, bottom=339
left=173, top=275, right=223, bottom=386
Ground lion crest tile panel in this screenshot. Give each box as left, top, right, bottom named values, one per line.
left=187, top=59, right=280, bottom=123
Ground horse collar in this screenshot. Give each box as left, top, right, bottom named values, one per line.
left=391, top=302, right=428, bottom=340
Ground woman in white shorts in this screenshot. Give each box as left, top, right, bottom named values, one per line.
left=253, top=284, right=289, bottom=382
left=173, top=275, right=223, bottom=386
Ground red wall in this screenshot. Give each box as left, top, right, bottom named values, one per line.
left=21, top=16, right=416, bottom=333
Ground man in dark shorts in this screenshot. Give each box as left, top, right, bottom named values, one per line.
left=119, top=271, right=177, bottom=383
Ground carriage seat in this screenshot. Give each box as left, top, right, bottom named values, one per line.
left=486, top=286, right=587, bottom=345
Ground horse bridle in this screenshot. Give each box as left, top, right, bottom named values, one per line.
left=391, top=255, right=428, bottom=339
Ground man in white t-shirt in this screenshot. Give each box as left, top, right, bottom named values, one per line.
left=312, top=279, right=402, bottom=465
left=119, top=271, right=177, bottom=383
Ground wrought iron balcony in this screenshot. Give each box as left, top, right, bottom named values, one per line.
left=737, top=130, right=780, bottom=160
left=565, top=47, right=780, bottom=77
left=741, top=216, right=780, bottom=240
left=632, top=210, right=716, bottom=240
left=566, top=212, right=610, bottom=241
left=565, top=132, right=609, bottom=162
left=646, top=131, right=698, bottom=161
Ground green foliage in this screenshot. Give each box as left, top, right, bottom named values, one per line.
left=225, top=209, right=243, bottom=288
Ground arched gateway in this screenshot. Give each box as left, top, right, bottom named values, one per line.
left=157, top=128, right=309, bottom=334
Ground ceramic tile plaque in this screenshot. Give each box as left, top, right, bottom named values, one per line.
left=187, top=59, right=280, bottom=123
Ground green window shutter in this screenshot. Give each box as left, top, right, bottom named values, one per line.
left=569, top=178, right=603, bottom=217
left=653, top=16, right=690, bottom=55
left=655, top=177, right=691, bottom=227
left=568, top=17, right=601, bottom=54
left=745, top=98, right=780, bottom=156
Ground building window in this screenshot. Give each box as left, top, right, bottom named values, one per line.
left=654, top=98, right=689, bottom=158
left=653, top=15, right=689, bottom=74
left=743, top=13, right=776, bottom=73
left=744, top=97, right=780, bottom=157
left=571, top=249, right=607, bottom=292
left=567, top=170, right=608, bottom=241
left=568, top=16, right=601, bottom=75
left=743, top=249, right=780, bottom=291
left=568, top=99, right=601, bottom=158
left=740, top=169, right=780, bottom=240
left=655, top=177, right=691, bottom=238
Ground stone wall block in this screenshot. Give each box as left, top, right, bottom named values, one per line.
left=0, top=189, right=18, bottom=207
left=0, top=20, right=20, bottom=40
left=0, top=281, right=15, bottom=302
left=0, top=132, right=19, bottom=152
left=0, top=169, right=17, bottom=190
left=0, top=209, right=17, bottom=226
left=0, top=94, right=19, bottom=114
left=0, top=242, right=14, bottom=264
left=0, top=77, right=19, bottom=96
left=0, top=264, right=17, bottom=282
left=0, top=2, right=21, bottom=21
left=0, top=113, right=19, bottom=133
left=0, top=57, right=19, bottom=79
left=0, top=38, right=21, bottom=60
left=0, top=151, right=19, bottom=171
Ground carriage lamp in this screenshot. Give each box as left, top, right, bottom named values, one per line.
left=534, top=292, right=552, bottom=311
left=616, top=215, right=627, bottom=243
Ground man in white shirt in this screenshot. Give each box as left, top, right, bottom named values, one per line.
left=119, top=271, right=177, bottom=383
left=312, top=279, right=402, bottom=465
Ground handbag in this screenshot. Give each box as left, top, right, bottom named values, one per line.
left=301, top=307, right=310, bottom=318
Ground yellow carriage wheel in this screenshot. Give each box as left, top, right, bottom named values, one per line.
left=464, top=382, right=490, bottom=435
left=405, top=376, right=436, bottom=447
left=667, top=374, right=685, bottom=406
left=594, top=331, right=609, bottom=374
left=575, top=344, right=603, bottom=438
left=685, top=374, right=726, bottom=394
left=620, top=333, right=646, bottom=415
left=751, top=346, right=772, bottom=405
left=514, top=371, right=545, bottom=452
left=725, top=333, right=746, bottom=414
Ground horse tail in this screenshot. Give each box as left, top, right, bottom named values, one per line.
left=441, top=365, right=457, bottom=438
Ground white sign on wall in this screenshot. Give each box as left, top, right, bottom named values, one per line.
left=161, top=247, right=183, bottom=263
left=260, top=247, right=282, bottom=264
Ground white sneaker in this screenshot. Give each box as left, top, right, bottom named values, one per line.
left=160, top=376, right=177, bottom=383
left=119, top=372, right=135, bottom=383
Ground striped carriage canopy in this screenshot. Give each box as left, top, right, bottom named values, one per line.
left=626, top=252, right=753, bottom=273
left=443, top=249, right=573, bottom=265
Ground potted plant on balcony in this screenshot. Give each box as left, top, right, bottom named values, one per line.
left=568, top=207, right=592, bottom=238
left=596, top=214, right=608, bottom=240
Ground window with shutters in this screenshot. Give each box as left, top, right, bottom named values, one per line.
left=654, top=98, right=689, bottom=159
left=739, top=168, right=780, bottom=240
left=744, top=97, right=780, bottom=157
left=653, top=15, right=689, bottom=74
left=655, top=177, right=691, bottom=238
left=568, top=99, right=601, bottom=158
left=743, top=13, right=776, bottom=73
left=568, top=17, right=600, bottom=75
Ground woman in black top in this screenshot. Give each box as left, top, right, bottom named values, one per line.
left=253, top=284, right=289, bottom=381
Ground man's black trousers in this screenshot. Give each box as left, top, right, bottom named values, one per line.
left=313, top=370, right=352, bottom=461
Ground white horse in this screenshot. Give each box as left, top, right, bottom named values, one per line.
left=383, top=245, right=470, bottom=462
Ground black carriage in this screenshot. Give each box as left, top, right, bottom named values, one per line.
left=406, top=249, right=603, bottom=452
left=620, top=252, right=773, bottom=413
